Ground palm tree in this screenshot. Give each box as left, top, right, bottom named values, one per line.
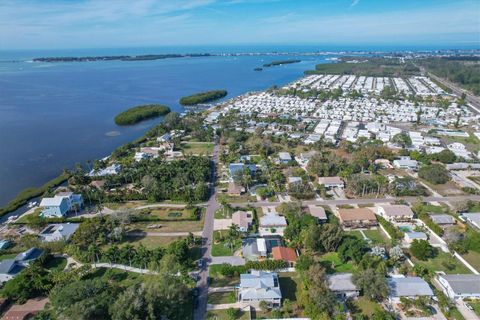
left=88, top=244, right=100, bottom=267
left=105, top=245, right=119, bottom=267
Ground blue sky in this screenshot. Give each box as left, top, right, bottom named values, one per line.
left=0, top=0, right=479, bottom=50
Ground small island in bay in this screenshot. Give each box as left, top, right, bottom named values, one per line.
left=179, top=90, right=228, bottom=106
left=114, top=104, right=170, bottom=125
left=262, top=59, right=301, bottom=67
left=254, top=67, right=263, bottom=71
left=33, top=53, right=212, bottom=63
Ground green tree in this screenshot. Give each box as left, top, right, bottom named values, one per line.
left=410, top=239, right=436, bottom=260
left=392, top=133, right=412, bottom=148
left=352, top=268, right=389, bottom=301
left=418, top=164, right=450, bottom=184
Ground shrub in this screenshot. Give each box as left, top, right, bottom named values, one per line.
left=418, top=164, right=450, bottom=184
left=114, top=104, right=170, bottom=125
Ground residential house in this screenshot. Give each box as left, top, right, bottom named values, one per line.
left=227, top=182, right=245, bottom=196
left=229, top=163, right=257, bottom=179
left=328, top=273, right=359, bottom=299
left=0, top=248, right=43, bottom=283
left=318, top=176, right=345, bottom=189
left=429, top=214, right=456, bottom=226
left=238, top=271, right=282, bottom=307
left=259, top=212, right=287, bottom=236
left=232, top=211, right=253, bottom=232
left=393, top=156, right=418, bottom=170
left=437, top=274, right=480, bottom=299
left=404, top=231, right=428, bottom=244
left=39, top=192, right=83, bottom=218
left=307, top=205, right=327, bottom=222
left=336, top=208, right=378, bottom=229
left=242, top=238, right=267, bottom=261
left=298, top=151, right=317, bottom=165
left=461, top=213, right=480, bottom=230
left=287, top=176, right=302, bottom=185
left=88, top=163, right=121, bottom=177
left=272, top=246, right=297, bottom=266
left=278, top=152, right=292, bottom=164
left=388, top=276, right=434, bottom=303
left=38, top=223, right=80, bottom=242
left=377, top=205, right=414, bottom=222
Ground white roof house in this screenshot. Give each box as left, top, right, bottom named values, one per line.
left=377, top=205, right=414, bottom=222
left=318, top=176, right=344, bottom=188
left=38, top=223, right=80, bottom=242
left=404, top=231, right=428, bottom=244
left=461, top=213, right=480, bottom=230
left=328, top=273, right=359, bottom=299
left=239, top=271, right=282, bottom=307
left=393, top=157, right=418, bottom=170
left=429, top=214, right=456, bottom=225
left=437, top=274, right=480, bottom=299
left=259, top=212, right=287, bottom=236
left=388, top=277, right=434, bottom=302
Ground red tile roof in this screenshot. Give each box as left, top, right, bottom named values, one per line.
left=272, top=246, right=297, bottom=262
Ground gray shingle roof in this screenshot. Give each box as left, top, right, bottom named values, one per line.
left=439, top=274, right=480, bottom=295
left=388, top=277, right=434, bottom=297
left=328, top=273, right=358, bottom=292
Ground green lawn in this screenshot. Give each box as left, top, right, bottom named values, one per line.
left=412, top=251, right=472, bottom=274
left=0, top=253, right=18, bottom=261
left=123, top=235, right=186, bottom=249
left=208, top=292, right=236, bottom=304
left=44, top=256, right=67, bottom=272
left=468, top=301, right=480, bottom=317
left=215, top=207, right=234, bottom=219
left=209, top=265, right=240, bottom=287
left=345, top=230, right=364, bottom=240
left=363, top=229, right=389, bottom=245
left=461, top=251, right=480, bottom=272
left=211, top=231, right=241, bottom=257
left=181, top=142, right=214, bottom=155
left=348, top=297, right=383, bottom=317
left=319, top=252, right=356, bottom=274
left=278, top=272, right=300, bottom=302
left=206, top=310, right=249, bottom=320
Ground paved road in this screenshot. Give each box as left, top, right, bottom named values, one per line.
left=455, top=299, right=480, bottom=320
left=230, top=195, right=480, bottom=207
left=424, top=69, right=480, bottom=114
left=194, top=141, right=220, bottom=320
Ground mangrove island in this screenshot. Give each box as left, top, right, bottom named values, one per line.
left=114, top=104, right=171, bottom=125
left=263, top=59, right=301, bottom=67
left=179, top=90, right=228, bottom=106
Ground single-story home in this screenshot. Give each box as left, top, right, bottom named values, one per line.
left=308, top=205, right=327, bottom=222
left=436, top=274, right=480, bottom=299
left=38, top=223, right=80, bottom=242
left=88, top=163, right=121, bottom=177
left=393, top=156, right=418, bottom=170
left=287, top=176, right=302, bottom=185
left=242, top=238, right=267, bottom=261
left=336, top=208, right=378, bottom=229
left=388, top=276, right=434, bottom=303
left=278, top=152, right=292, bottom=164
left=2, top=297, right=49, bottom=320
left=232, top=211, right=253, bottom=232
left=229, top=163, right=257, bottom=178
left=272, top=246, right=297, bottom=266
left=461, top=213, right=480, bottom=230
left=239, top=271, right=282, bottom=307
left=259, top=213, right=287, bottom=236
left=404, top=231, right=428, bottom=244
left=328, top=273, right=359, bottom=299
left=429, top=214, right=456, bottom=225
left=376, top=205, right=414, bottom=222
left=0, top=248, right=43, bottom=283
left=298, top=151, right=317, bottom=164
left=318, top=176, right=344, bottom=189
left=227, top=182, right=245, bottom=196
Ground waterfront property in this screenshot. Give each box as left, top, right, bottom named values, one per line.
left=238, top=270, right=282, bottom=307
left=38, top=223, right=80, bottom=242
left=39, top=192, right=83, bottom=218
left=436, top=274, right=480, bottom=299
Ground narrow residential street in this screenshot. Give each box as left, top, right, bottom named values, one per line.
left=194, top=141, right=220, bottom=320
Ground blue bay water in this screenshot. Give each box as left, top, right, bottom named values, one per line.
left=0, top=48, right=333, bottom=206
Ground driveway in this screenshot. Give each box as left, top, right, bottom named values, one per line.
left=211, top=256, right=245, bottom=266
left=455, top=299, right=479, bottom=320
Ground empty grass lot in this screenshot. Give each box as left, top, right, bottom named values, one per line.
left=319, top=252, right=356, bottom=274
left=412, top=251, right=472, bottom=274
left=461, top=251, right=480, bottom=272
left=209, top=264, right=240, bottom=287
left=181, top=142, right=214, bottom=155
left=363, top=229, right=390, bottom=245
left=208, top=292, right=236, bottom=304
left=206, top=310, right=249, bottom=320
left=123, top=235, right=186, bottom=249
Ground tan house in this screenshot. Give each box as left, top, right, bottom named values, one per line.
left=307, top=205, right=328, bottom=222
left=227, top=182, right=245, bottom=196
left=318, top=176, right=344, bottom=189
left=232, top=211, right=253, bottom=232
left=337, top=208, right=378, bottom=228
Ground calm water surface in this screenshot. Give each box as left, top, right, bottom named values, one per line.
left=0, top=49, right=333, bottom=206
